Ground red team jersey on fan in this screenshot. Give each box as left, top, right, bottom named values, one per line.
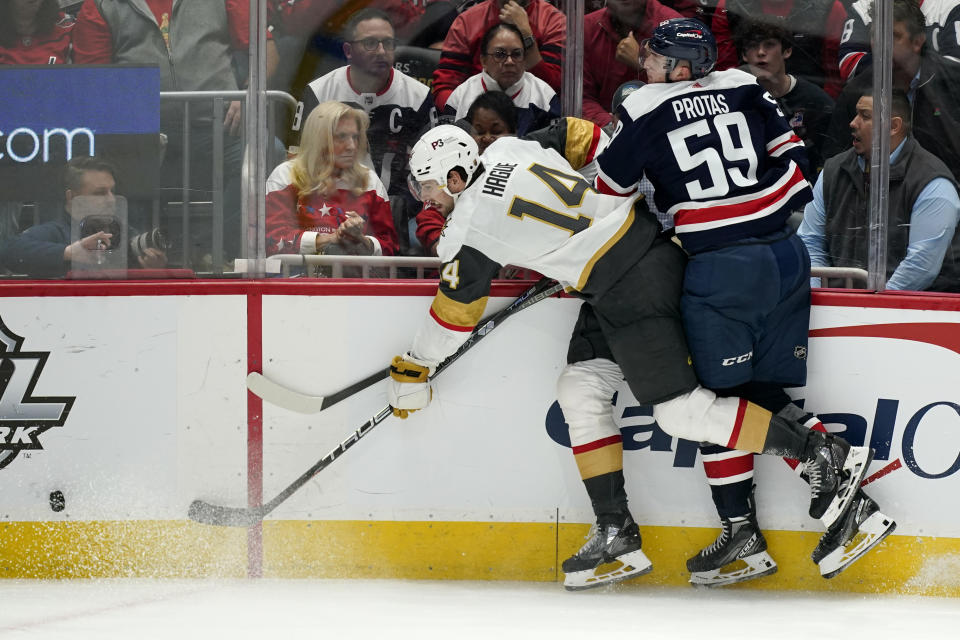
left=0, top=14, right=73, bottom=65
left=265, top=161, right=398, bottom=257
left=595, top=69, right=812, bottom=254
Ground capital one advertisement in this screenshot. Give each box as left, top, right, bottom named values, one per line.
left=0, top=66, right=160, bottom=200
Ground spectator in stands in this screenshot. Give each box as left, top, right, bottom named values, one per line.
left=441, top=23, right=559, bottom=134
left=798, top=89, right=960, bottom=290
left=416, top=91, right=520, bottom=256
left=407, top=1, right=460, bottom=50
left=0, top=157, right=167, bottom=278
left=73, top=0, right=279, bottom=264
left=292, top=8, right=435, bottom=256
left=825, top=0, right=960, bottom=179
left=0, top=0, right=73, bottom=64
left=467, top=89, right=519, bottom=154
left=266, top=101, right=398, bottom=262
left=711, top=0, right=848, bottom=97
left=735, top=20, right=835, bottom=177
left=838, top=0, right=960, bottom=82
left=432, top=0, right=565, bottom=111
left=582, top=0, right=696, bottom=128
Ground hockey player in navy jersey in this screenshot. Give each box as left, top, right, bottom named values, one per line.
left=387, top=122, right=876, bottom=590
left=593, top=17, right=896, bottom=586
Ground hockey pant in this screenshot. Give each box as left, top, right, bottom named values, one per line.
left=557, top=358, right=779, bottom=524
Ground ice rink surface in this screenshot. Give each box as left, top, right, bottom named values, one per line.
left=1, top=579, right=958, bottom=639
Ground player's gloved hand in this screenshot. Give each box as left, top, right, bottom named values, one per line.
left=388, top=353, right=435, bottom=418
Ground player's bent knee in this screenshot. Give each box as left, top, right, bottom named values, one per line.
left=653, top=386, right=742, bottom=443
left=557, top=361, right=621, bottom=444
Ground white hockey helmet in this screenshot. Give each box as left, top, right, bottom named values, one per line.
left=407, top=124, right=480, bottom=201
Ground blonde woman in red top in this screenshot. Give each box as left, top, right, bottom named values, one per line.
left=266, top=101, right=398, bottom=258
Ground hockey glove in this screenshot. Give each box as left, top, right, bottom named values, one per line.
left=388, top=353, right=435, bottom=418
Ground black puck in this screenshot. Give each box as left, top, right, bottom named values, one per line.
left=49, top=490, right=65, bottom=512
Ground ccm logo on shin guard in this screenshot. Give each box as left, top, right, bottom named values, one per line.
left=721, top=351, right=753, bottom=366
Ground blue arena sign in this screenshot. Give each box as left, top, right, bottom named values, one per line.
left=0, top=65, right=160, bottom=199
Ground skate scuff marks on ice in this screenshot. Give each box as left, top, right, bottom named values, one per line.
left=906, top=553, right=960, bottom=589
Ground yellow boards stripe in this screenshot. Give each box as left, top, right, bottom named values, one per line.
left=430, top=291, right=488, bottom=330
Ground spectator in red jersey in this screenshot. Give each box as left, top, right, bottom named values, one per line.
left=710, top=0, right=848, bottom=97
left=432, top=0, right=565, bottom=111
left=0, top=0, right=74, bottom=65
left=582, top=0, right=687, bottom=128
left=266, top=101, right=398, bottom=261
left=73, top=0, right=279, bottom=263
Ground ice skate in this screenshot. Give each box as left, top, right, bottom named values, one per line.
left=687, top=500, right=777, bottom=588
left=804, top=434, right=873, bottom=529
left=562, top=515, right=652, bottom=591
left=813, top=491, right=896, bottom=579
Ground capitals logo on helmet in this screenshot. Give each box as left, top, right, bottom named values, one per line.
left=649, top=18, right=717, bottom=79
left=408, top=124, right=480, bottom=200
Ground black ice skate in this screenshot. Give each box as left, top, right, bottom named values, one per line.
left=562, top=515, right=652, bottom=591
left=687, top=495, right=777, bottom=588
left=804, top=434, right=873, bottom=529
left=813, top=490, right=896, bottom=579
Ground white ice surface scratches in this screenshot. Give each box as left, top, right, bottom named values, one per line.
left=0, top=579, right=957, bottom=639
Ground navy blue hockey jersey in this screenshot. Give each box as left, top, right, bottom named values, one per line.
left=595, top=69, right=813, bottom=253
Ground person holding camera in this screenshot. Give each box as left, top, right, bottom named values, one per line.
left=0, top=156, right=167, bottom=278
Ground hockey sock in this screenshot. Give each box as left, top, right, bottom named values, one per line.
left=573, top=434, right=629, bottom=525
left=720, top=382, right=829, bottom=469
left=583, top=471, right=630, bottom=526
left=699, top=444, right=755, bottom=520
left=697, top=382, right=786, bottom=520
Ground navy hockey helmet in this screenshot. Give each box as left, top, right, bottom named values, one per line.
left=611, top=80, right=645, bottom=113
left=647, top=18, right=717, bottom=79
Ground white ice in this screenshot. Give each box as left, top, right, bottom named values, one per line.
left=1, top=579, right=958, bottom=639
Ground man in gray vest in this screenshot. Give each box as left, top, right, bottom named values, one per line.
left=799, top=89, right=960, bottom=290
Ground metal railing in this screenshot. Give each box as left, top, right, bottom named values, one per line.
left=811, top=267, right=869, bottom=289
left=260, top=256, right=869, bottom=288
left=158, top=90, right=297, bottom=272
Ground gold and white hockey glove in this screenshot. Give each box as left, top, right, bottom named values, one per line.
left=388, top=353, right=435, bottom=418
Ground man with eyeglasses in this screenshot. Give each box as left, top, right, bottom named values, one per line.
left=440, top=23, right=560, bottom=135
left=290, top=7, right=437, bottom=255
left=432, top=0, right=566, bottom=112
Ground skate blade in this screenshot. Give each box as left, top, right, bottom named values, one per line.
left=689, top=551, right=778, bottom=588
left=818, top=512, right=896, bottom=579
left=821, top=447, right=874, bottom=529
left=563, top=549, right=653, bottom=591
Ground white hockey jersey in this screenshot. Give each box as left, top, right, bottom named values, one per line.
left=410, top=136, right=659, bottom=365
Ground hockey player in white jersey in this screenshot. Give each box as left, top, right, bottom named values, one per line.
left=387, top=123, right=875, bottom=590
left=593, top=17, right=896, bottom=586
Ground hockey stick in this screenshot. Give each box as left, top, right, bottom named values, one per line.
left=189, top=277, right=563, bottom=527
left=245, top=277, right=566, bottom=414
left=246, top=368, right=387, bottom=414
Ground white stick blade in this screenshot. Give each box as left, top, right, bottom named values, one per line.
left=246, top=372, right=326, bottom=414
